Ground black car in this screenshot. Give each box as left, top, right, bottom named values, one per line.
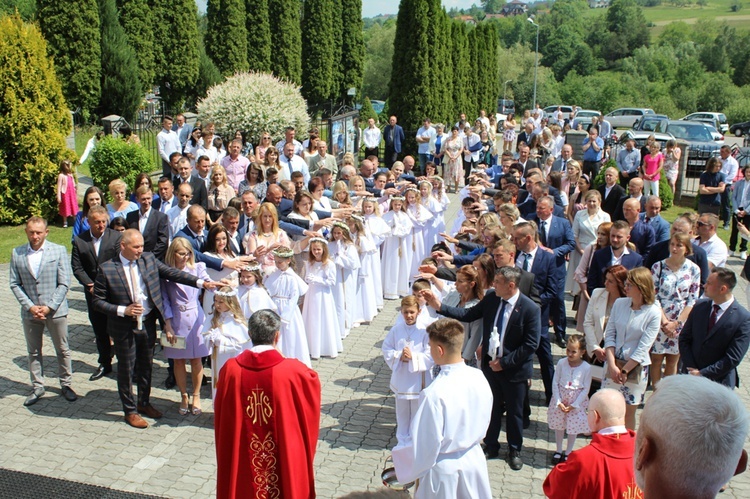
left=730, top=120, right=750, bottom=137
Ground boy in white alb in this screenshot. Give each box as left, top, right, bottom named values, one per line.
left=382, top=295, right=433, bottom=445
left=393, top=318, right=493, bottom=499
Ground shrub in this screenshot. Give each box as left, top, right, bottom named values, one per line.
left=359, top=97, right=378, bottom=123
left=90, top=136, right=153, bottom=195
left=658, top=170, right=673, bottom=209
left=196, top=71, right=309, bottom=144
left=0, top=15, right=76, bottom=224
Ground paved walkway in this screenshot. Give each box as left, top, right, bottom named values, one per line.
left=2, top=195, right=750, bottom=497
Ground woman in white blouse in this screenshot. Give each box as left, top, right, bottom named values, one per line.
left=567, top=190, right=610, bottom=294
left=438, top=266, right=483, bottom=367
left=602, top=267, right=661, bottom=429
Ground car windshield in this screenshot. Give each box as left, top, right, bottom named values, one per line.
left=638, top=118, right=665, bottom=132
left=668, top=124, right=713, bottom=142
left=577, top=111, right=599, bottom=117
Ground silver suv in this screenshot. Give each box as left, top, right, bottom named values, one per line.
left=605, top=108, right=655, bottom=129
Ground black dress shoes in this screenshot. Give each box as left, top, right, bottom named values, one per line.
left=23, top=388, right=45, bottom=407
left=61, top=386, right=78, bottom=402
left=484, top=448, right=499, bottom=460
left=164, top=372, right=176, bottom=390
left=89, top=365, right=112, bottom=381
left=508, top=449, right=524, bottom=470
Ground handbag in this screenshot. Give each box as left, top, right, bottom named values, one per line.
left=614, top=358, right=642, bottom=384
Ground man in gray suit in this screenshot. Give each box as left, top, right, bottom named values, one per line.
left=10, top=216, right=77, bottom=406
left=550, top=144, right=574, bottom=173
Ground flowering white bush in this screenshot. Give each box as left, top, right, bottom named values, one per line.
left=197, top=72, right=310, bottom=144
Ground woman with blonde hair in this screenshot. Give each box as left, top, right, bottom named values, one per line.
left=246, top=202, right=291, bottom=275
left=568, top=190, right=610, bottom=294
left=161, top=238, right=211, bottom=415
left=207, top=164, right=235, bottom=223
left=106, top=178, right=138, bottom=219
left=255, top=132, right=273, bottom=164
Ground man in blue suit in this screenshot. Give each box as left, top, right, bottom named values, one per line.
left=680, top=267, right=750, bottom=389
left=174, top=205, right=247, bottom=273
left=383, top=115, right=405, bottom=169
left=640, top=196, right=670, bottom=243
left=587, top=220, right=644, bottom=296
left=512, top=222, right=557, bottom=405
left=527, top=196, right=576, bottom=347
left=422, top=266, right=541, bottom=471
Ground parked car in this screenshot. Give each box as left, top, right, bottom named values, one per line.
left=543, top=105, right=575, bottom=118
left=371, top=100, right=386, bottom=115
left=631, top=114, right=670, bottom=131
left=692, top=120, right=724, bottom=144
left=573, top=109, right=601, bottom=129
left=619, top=119, right=721, bottom=177
left=681, top=112, right=729, bottom=133
left=605, top=107, right=656, bottom=129
left=497, top=99, right=515, bottom=115
left=730, top=120, right=750, bottom=137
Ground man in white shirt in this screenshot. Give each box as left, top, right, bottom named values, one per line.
left=720, top=145, right=740, bottom=229
left=167, top=183, right=193, bottom=238
left=695, top=213, right=728, bottom=268
left=220, top=139, right=251, bottom=194
left=222, top=207, right=243, bottom=255
left=279, top=141, right=310, bottom=184
left=195, top=155, right=212, bottom=190
left=463, top=127, right=481, bottom=186
left=157, top=116, right=182, bottom=177
left=478, top=109, right=491, bottom=131
left=275, top=126, right=304, bottom=157
left=392, top=318, right=493, bottom=498
left=362, top=118, right=382, bottom=159
left=416, top=118, right=436, bottom=174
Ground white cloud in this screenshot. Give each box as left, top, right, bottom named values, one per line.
left=362, top=0, right=480, bottom=18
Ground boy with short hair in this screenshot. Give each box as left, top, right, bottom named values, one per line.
left=393, top=318, right=493, bottom=498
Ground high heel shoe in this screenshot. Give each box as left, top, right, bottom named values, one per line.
left=179, top=393, right=189, bottom=415
left=191, top=393, right=202, bottom=415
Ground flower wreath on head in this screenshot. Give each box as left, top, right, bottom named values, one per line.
left=215, top=288, right=238, bottom=298
left=271, top=247, right=294, bottom=259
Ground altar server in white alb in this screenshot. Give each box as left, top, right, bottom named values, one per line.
left=382, top=295, right=434, bottom=445
left=393, top=318, right=493, bottom=499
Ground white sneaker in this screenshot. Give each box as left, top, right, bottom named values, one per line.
left=741, top=251, right=748, bottom=260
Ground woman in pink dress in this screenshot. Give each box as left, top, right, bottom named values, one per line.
left=56, top=160, right=79, bottom=228
left=246, top=202, right=291, bottom=275
left=641, top=142, right=663, bottom=197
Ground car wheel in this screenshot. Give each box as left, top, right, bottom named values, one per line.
left=736, top=128, right=744, bottom=137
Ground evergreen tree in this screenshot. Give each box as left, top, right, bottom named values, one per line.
left=245, top=0, right=272, bottom=71
left=0, top=15, right=75, bottom=223
left=482, top=23, right=499, bottom=114
left=359, top=96, right=378, bottom=122
left=37, top=0, right=101, bottom=120
left=98, top=0, right=141, bottom=121
left=117, top=0, right=156, bottom=92
left=427, top=0, right=452, bottom=125
left=187, top=39, right=224, bottom=107
left=330, top=0, right=343, bottom=98
left=301, top=0, right=335, bottom=105
left=451, top=20, right=471, bottom=119
left=268, top=0, right=302, bottom=83
left=467, top=27, right=481, bottom=114
left=206, top=0, right=249, bottom=75
left=152, top=0, right=200, bottom=108
left=340, top=0, right=365, bottom=97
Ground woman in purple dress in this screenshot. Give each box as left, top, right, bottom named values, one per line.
left=162, top=238, right=211, bottom=415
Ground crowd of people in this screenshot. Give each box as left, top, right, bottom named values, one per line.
left=11, top=109, right=750, bottom=497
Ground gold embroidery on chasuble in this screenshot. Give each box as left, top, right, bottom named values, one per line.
left=250, top=432, right=280, bottom=499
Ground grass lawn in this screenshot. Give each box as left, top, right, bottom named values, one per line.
left=0, top=225, right=72, bottom=264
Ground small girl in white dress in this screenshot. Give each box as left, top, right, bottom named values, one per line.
left=264, top=246, right=311, bottom=367
left=381, top=196, right=413, bottom=299
left=419, top=180, right=445, bottom=250
left=547, top=334, right=592, bottom=464
left=347, top=215, right=378, bottom=325
left=329, top=222, right=360, bottom=338
left=202, top=287, right=251, bottom=401
left=405, top=187, right=434, bottom=279
left=237, top=264, right=277, bottom=319
left=302, top=238, right=342, bottom=359
left=362, top=197, right=390, bottom=310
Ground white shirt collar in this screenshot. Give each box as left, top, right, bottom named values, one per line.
left=250, top=344, right=277, bottom=353
left=598, top=425, right=628, bottom=435
left=119, top=254, right=137, bottom=266
left=27, top=241, right=46, bottom=254
left=712, top=297, right=734, bottom=313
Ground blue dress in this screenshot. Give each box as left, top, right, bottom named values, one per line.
left=107, top=202, right=139, bottom=219
left=161, top=263, right=211, bottom=359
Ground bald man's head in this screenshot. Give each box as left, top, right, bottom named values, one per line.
left=588, top=389, right=626, bottom=432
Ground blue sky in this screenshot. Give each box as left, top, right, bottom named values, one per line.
left=195, top=1, right=479, bottom=18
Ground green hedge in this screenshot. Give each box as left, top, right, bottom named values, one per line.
left=90, top=136, right=153, bottom=197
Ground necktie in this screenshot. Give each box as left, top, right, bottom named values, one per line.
left=522, top=252, right=530, bottom=271
left=708, top=304, right=720, bottom=330
left=286, top=157, right=293, bottom=178
left=129, top=261, right=139, bottom=303
left=562, top=160, right=567, bottom=172
left=495, top=299, right=508, bottom=358
left=540, top=220, right=548, bottom=247
left=644, top=216, right=650, bottom=223
left=197, top=234, right=204, bottom=248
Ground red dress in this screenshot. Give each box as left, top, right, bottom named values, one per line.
left=58, top=174, right=79, bottom=218
left=214, top=348, right=321, bottom=499
left=543, top=430, right=643, bottom=499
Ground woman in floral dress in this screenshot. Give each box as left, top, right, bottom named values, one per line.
left=443, top=126, right=464, bottom=193
left=650, top=232, right=700, bottom=387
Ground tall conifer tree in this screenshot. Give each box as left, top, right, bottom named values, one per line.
left=117, top=0, right=156, bottom=92
left=340, top=0, right=365, bottom=97
left=301, top=0, right=335, bottom=105
left=268, top=0, right=302, bottom=83
left=206, top=0, right=249, bottom=75
left=246, top=0, right=272, bottom=71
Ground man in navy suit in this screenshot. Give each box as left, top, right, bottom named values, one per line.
left=680, top=268, right=750, bottom=389
left=643, top=217, right=710, bottom=288
left=175, top=205, right=248, bottom=272
left=598, top=167, right=626, bottom=219
left=512, top=222, right=556, bottom=405
left=528, top=196, right=576, bottom=347
left=126, top=186, right=170, bottom=261
left=587, top=220, right=644, bottom=296
left=383, top=115, right=405, bottom=169
left=422, top=266, right=541, bottom=471
left=640, top=196, right=670, bottom=243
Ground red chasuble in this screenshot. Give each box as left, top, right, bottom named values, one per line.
left=214, top=349, right=321, bottom=499
left=543, top=430, right=643, bottom=499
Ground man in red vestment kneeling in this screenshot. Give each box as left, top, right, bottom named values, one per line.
left=214, top=309, right=321, bottom=498
left=543, top=388, right=642, bottom=499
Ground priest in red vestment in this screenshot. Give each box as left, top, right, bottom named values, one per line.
left=214, top=309, right=321, bottom=499
left=543, top=388, right=643, bottom=499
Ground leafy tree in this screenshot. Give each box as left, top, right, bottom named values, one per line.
left=301, top=0, right=335, bottom=105
left=152, top=0, right=200, bottom=108
left=268, top=0, right=302, bottom=83
left=362, top=20, right=395, bottom=100
left=98, top=0, right=141, bottom=121
left=117, top=0, right=155, bottom=92
left=37, top=0, right=101, bottom=120
left=497, top=43, right=560, bottom=113
left=657, top=21, right=692, bottom=48
left=186, top=39, right=224, bottom=107
left=602, top=0, right=649, bottom=63
left=340, top=0, right=365, bottom=97
left=0, top=0, right=36, bottom=20
left=481, top=0, right=503, bottom=13
left=245, top=0, right=272, bottom=71
left=451, top=20, right=471, bottom=117
left=206, top=0, right=248, bottom=75
left=0, top=15, right=75, bottom=223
